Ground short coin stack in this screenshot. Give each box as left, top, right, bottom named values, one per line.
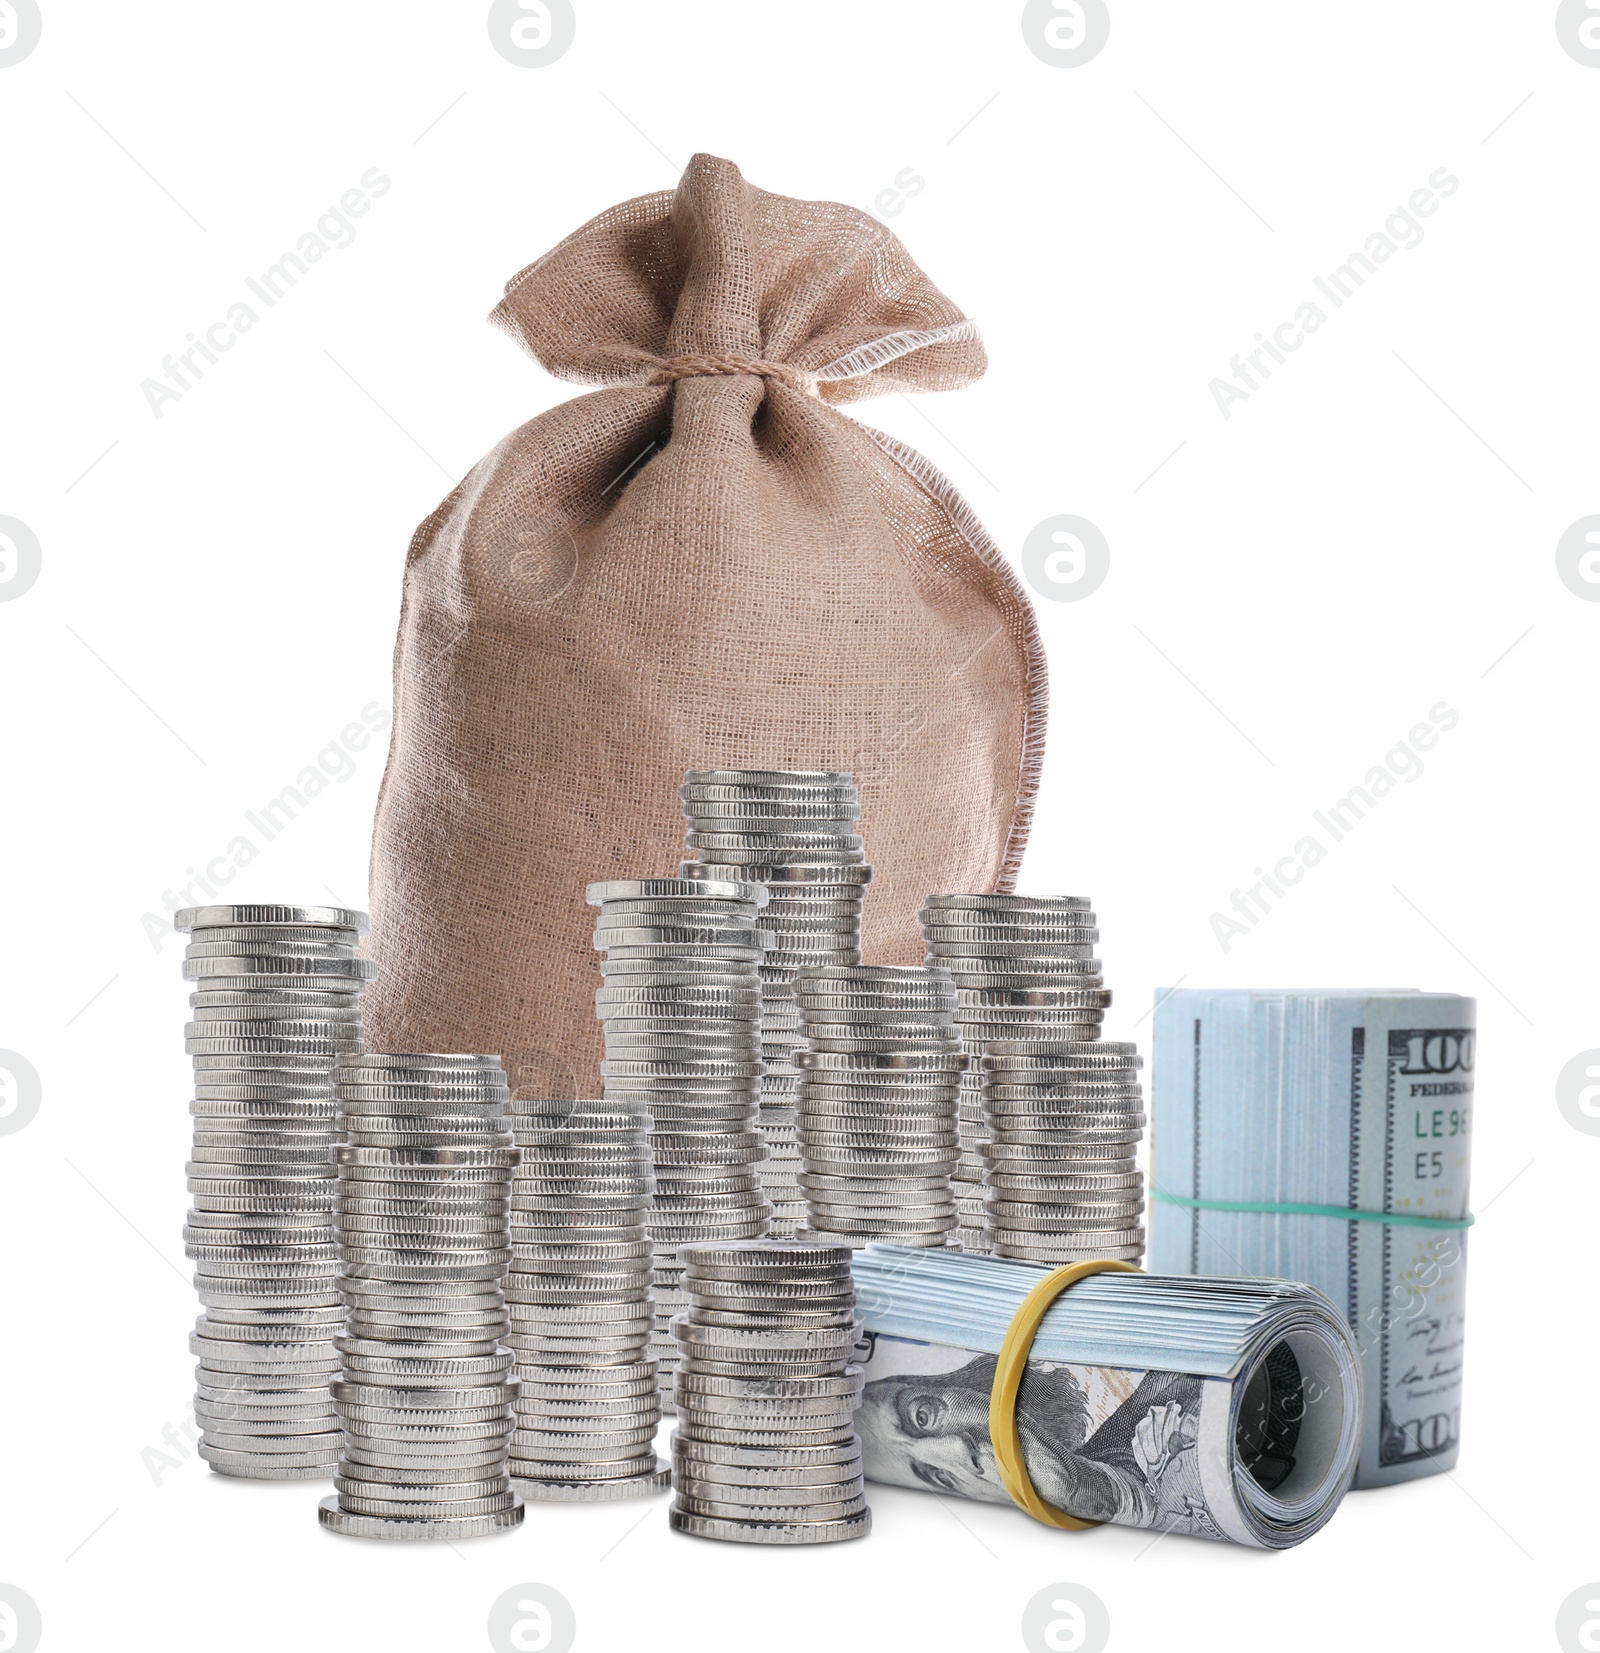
left=588, top=878, right=772, bottom=1409
left=792, top=965, right=964, bottom=1248
left=669, top=1239, right=869, bottom=1545
left=178, top=902, right=373, bottom=1481
left=319, top=1053, right=524, bottom=1540
left=920, top=895, right=1113, bottom=1252
left=680, top=769, right=870, bottom=1238
left=979, top=1040, right=1146, bottom=1263
left=503, top=1100, right=669, bottom=1499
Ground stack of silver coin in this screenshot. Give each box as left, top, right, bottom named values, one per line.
left=920, top=895, right=1113, bottom=1252
left=669, top=1239, right=870, bottom=1545
left=177, top=902, right=373, bottom=1481
left=588, top=878, right=772, bottom=1409
left=318, top=1053, right=524, bottom=1540
left=979, top=1040, right=1146, bottom=1263
left=503, top=1099, right=669, bottom=1500
left=792, top=966, right=964, bottom=1248
left=679, top=770, right=870, bottom=1238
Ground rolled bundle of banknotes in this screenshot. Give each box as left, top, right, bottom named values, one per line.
left=850, top=1244, right=1359, bottom=1548
left=1148, top=990, right=1475, bottom=1488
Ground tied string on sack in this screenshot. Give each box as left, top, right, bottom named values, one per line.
left=988, top=1259, right=1143, bottom=1531
left=644, top=352, right=822, bottom=398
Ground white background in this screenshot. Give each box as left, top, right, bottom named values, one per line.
left=2, top=3, right=1596, bottom=1651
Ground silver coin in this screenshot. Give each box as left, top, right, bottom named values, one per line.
left=992, top=1239, right=1145, bottom=1263
left=673, top=1469, right=865, bottom=1505
left=673, top=1485, right=867, bottom=1519
left=987, top=1223, right=1145, bottom=1246
left=795, top=1084, right=962, bottom=1106
left=341, top=1053, right=503, bottom=1070
left=588, top=877, right=766, bottom=903
left=958, top=1007, right=1105, bottom=1025
left=190, top=1093, right=339, bottom=1111
left=984, top=1201, right=1146, bottom=1226
left=985, top=1166, right=1141, bottom=1185
left=684, top=768, right=853, bottom=787
left=679, top=1260, right=853, bottom=1285
left=175, top=903, right=369, bottom=931
left=594, top=923, right=766, bottom=946
left=988, top=1124, right=1147, bottom=1145
left=922, top=893, right=1090, bottom=912
left=666, top=1505, right=870, bottom=1546
left=508, top=1451, right=660, bottom=1478
left=336, top=1146, right=519, bottom=1168
left=184, top=1019, right=360, bottom=1040
left=333, top=1478, right=513, bottom=1510
left=317, top=1495, right=523, bottom=1539
left=595, top=898, right=768, bottom=919
left=686, top=824, right=864, bottom=843
left=514, top=1375, right=659, bottom=1402
left=795, top=1169, right=950, bottom=1190
left=202, top=1427, right=342, bottom=1454
left=805, top=1211, right=958, bottom=1235
left=796, top=964, right=952, bottom=986
left=185, top=927, right=363, bottom=953
left=675, top=1367, right=862, bottom=1399
left=508, top=1428, right=659, bottom=1456
left=685, top=811, right=859, bottom=835
left=946, top=965, right=1104, bottom=983
left=185, top=940, right=360, bottom=963
left=924, top=915, right=1101, bottom=935
left=512, top=1467, right=670, bottom=1500
left=801, top=1040, right=962, bottom=1060
left=958, top=984, right=1112, bottom=1005
left=983, top=1039, right=1138, bottom=1060
left=192, top=986, right=361, bottom=1006
left=507, top=1239, right=652, bottom=1261
left=796, top=1054, right=966, bottom=1076
left=183, top=952, right=377, bottom=976
left=683, top=864, right=871, bottom=888
left=797, top=1099, right=958, bottom=1121
left=796, top=996, right=954, bottom=1017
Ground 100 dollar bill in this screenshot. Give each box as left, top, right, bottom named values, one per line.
left=1149, top=990, right=1474, bottom=1488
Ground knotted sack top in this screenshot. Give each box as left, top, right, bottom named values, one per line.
left=490, top=152, right=987, bottom=405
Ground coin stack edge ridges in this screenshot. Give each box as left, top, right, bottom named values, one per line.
left=504, top=1099, right=670, bottom=1501
left=669, top=1237, right=870, bottom=1545
left=178, top=902, right=372, bottom=1481
left=589, top=875, right=773, bottom=1412
left=793, top=963, right=963, bottom=1250
left=318, top=1052, right=525, bottom=1540
left=680, top=769, right=870, bottom=1240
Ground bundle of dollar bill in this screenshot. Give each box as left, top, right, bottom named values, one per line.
left=850, top=1244, right=1359, bottom=1548
left=1147, top=990, right=1474, bottom=1489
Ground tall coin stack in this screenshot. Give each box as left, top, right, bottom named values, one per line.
left=978, top=1039, right=1146, bottom=1263
left=588, top=878, right=772, bottom=1410
left=503, top=1100, right=670, bottom=1500
left=679, top=770, right=870, bottom=1238
left=319, top=1053, right=524, bottom=1540
left=792, top=966, right=964, bottom=1249
left=669, top=1239, right=870, bottom=1545
left=178, top=902, right=373, bottom=1482
left=920, top=895, right=1113, bottom=1252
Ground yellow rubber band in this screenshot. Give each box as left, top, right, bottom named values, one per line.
left=988, top=1259, right=1143, bottom=1529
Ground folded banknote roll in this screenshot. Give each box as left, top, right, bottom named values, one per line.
left=1147, top=990, right=1475, bottom=1488
left=850, top=1244, right=1360, bottom=1548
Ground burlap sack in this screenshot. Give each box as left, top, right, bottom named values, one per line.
left=363, top=153, right=1046, bottom=1099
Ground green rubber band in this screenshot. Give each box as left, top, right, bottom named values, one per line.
left=1152, top=1189, right=1474, bottom=1231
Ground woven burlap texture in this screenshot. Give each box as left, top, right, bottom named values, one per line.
left=363, top=154, right=1047, bottom=1100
